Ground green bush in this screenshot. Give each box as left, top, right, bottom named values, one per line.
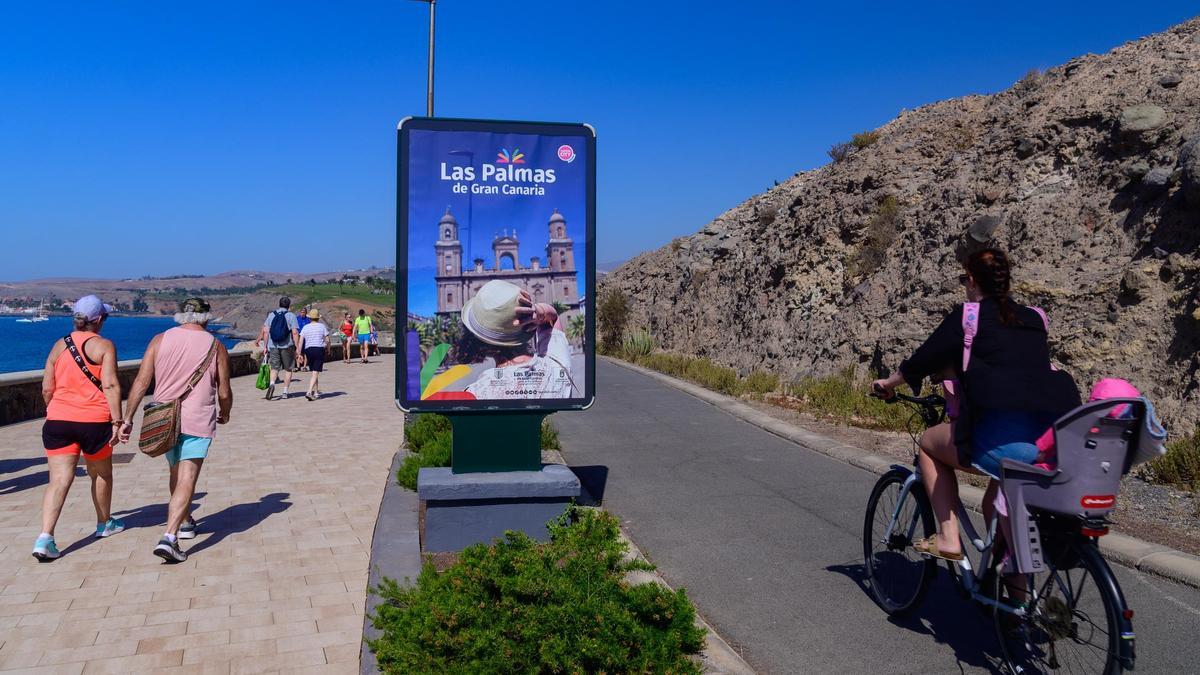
left=367, top=509, right=705, bottom=674
left=621, top=328, right=657, bottom=360
left=1144, top=429, right=1200, bottom=492
left=597, top=290, right=630, bottom=354
left=850, top=130, right=881, bottom=149
left=783, top=366, right=912, bottom=431
left=851, top=195, right=901, bottom=277
left=397, top=415, right=564, bottom=490
left=397, top=414, right=453, bottom=490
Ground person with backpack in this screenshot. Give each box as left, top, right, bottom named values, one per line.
left=871, top=248, right=1080, bottom=562
left=257, top=296, right=300, bottom=400
left=32, top=295, right=126, bottom=561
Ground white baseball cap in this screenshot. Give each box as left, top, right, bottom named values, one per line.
left=72, top=295, right=113, bottom=322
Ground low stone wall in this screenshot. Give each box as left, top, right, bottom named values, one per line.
left=0, top=350, right=258, bottom=427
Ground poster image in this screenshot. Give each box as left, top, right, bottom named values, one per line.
left=397, top=118, right=595, bottom=412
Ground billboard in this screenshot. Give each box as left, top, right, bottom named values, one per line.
left=396, top=118, right=596, bottom=412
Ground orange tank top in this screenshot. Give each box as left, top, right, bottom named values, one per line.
left=46, top=331, right=111, bottom=423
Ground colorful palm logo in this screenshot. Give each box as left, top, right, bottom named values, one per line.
left=496, top=148, right=525, bottom=164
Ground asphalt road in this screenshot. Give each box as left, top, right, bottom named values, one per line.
left=552, top=360, right=1200, bottom=674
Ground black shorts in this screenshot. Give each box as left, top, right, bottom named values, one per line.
left=43, top=420, right=113, bottom=460
left=303, top=346, right=326, bottom=372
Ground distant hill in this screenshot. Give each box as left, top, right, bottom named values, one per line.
left=603, top=17, right=1200, bottom=428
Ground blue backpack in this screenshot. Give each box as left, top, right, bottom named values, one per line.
left=269, top=309, right=290, bottom=344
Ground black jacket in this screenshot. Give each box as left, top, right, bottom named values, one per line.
left=899, top=298, right=1080, bottom=453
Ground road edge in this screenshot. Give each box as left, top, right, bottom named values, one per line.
left=604, top=356, right=1200, bottom=591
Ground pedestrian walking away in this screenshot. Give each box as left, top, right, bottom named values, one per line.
left=353, top=309, right=373, bottom=364
left=340, top=313, right=354, bottom=364
left=258, top=296, right=300, bottom=399
left=122, top=297, right=233, bottom=563
left=369, top=324, right=379, bottom=357
left=33, top=295, right=126, bottom=561
left=298, top=307, right=329, bottom=400
left=295, top=307, right=311, bottom=371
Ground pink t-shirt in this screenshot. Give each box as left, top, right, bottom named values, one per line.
left=153, top=327, right=219, bottom=438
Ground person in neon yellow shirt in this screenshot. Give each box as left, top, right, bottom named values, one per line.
left=352, top=310, right=374, bottom=363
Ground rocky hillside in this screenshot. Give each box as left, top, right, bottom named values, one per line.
left=603, top=18, right=1200, bottom=428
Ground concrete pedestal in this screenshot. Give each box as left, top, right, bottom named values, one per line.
left=417, top=464, right=581, bottom=552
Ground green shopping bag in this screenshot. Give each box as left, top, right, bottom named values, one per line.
left=255, top=362, right=271, bottom=390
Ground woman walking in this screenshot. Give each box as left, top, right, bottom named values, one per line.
left=340, top=313, right=354, bottom=364
left=298, top=308, right=329, bottom=400
left=33, top=295, right=125, bottom=561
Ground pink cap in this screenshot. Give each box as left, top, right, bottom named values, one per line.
left=1088, top=378, right=1139, bottom=418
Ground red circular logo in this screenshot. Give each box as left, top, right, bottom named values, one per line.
left=557, top=144, right=576, bottom=163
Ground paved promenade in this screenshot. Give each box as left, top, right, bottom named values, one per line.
left=0, top=355, right=404, bottom=674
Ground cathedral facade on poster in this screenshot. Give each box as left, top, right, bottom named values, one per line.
left=434, top=208, right=579, bottom=315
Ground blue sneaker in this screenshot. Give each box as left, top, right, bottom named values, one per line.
left=32, top=535, right=60, bottom=562
left=95, top=517, right=125, bottom=538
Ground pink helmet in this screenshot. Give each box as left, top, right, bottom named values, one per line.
left=1088, top=378, right=1140, bottom=418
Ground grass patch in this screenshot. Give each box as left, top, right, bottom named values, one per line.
left=397, top=414, right=563, bottom=490
left=632, top=352, right=777, bottom=398
left=1143, top=429, right=1200, bottom=492
left=850, top=130, right=881, bottom=150
left=273, top=282, right=394, bottom=306
left=782, top=366, right=913, bottom=431
left=367, top=508, right=705, bottom=674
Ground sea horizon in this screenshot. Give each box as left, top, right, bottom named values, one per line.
left=0, top=316, right=241, bottom=375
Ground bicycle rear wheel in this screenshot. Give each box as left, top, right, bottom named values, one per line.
left=863, top=468, right=937, bottom=615
left=997, top=539, right=1124, bottom=674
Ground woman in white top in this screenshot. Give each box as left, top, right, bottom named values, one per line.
left=297, top=308, right=330, bottom=401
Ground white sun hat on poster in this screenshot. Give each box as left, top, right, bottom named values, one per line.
left=460, top=280, right=529, bottom=347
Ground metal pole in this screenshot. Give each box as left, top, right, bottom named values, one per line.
left=426, top=0, right=436, bottom=116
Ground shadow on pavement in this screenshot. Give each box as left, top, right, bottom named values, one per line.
left=112, top=491, right=209, bottom=530
left=0, top=457, right=45, bottom=475
left=185, top=492, right=292, bottom=556
left=826, top=560, right=1005, bottom=674
left=569, top=465, right=608, bottom=506
left=315, top=391, right=347, bottom=399
left=0, top=466, right=86, bottom=496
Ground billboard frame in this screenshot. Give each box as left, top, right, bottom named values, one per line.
left=395, top=116, right=596, bottom=414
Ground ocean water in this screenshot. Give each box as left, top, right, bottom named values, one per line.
left=0, top=316, right=240, bottom=375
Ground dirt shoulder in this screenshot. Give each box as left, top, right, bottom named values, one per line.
left=740, top=398, right=1200, bottom=557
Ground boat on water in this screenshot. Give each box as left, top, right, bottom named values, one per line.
left=15, top=301, right=50, bottom=323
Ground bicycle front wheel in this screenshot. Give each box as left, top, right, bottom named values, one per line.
left=999, top=538, right=1125, bottom=675
left=863, top=468, right=937, bottom=616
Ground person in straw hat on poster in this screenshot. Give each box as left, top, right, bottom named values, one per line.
left=454, top=280, right=576, bottom=399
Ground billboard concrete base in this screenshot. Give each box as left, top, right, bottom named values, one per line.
left=417, top=464, right=581, bottom=552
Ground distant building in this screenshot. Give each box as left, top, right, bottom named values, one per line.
left=434, top=208, right=579, bottom=315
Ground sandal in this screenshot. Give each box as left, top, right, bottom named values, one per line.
left=912, top=535, right=964, bottom=561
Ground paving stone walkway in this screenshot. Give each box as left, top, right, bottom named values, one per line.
left=0, top=355, right=404, bottom=674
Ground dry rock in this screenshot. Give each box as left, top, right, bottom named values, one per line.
left=1158, top=72, right=1183, bottom=88
left=604, top=18, right=1200, bottom=430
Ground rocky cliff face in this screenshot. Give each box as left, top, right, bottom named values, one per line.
left=603, top=18, right=1200, bottom=428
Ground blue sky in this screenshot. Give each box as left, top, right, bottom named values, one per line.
left=1, top=1, right=1196, bottom=280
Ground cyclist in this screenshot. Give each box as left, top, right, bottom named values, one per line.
left=871, top=248, right=1080, bottom=561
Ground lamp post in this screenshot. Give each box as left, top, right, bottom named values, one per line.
left=409, top=0, right=436, bottom=116
left=449, top=149, right=474, bottom=264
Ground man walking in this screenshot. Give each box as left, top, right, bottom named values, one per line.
left=295, top=308, right=311, bottom=371
left=353, top=309, right=373, bottom=364
left=122, top=298, right=232, bottom=563
left=258, top=297, right=299, bottom=399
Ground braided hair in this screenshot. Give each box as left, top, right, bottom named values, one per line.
left=965, top=248, right=1018, bottom=326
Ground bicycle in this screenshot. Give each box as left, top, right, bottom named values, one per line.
left=861, top=390, right=1139, bottom=674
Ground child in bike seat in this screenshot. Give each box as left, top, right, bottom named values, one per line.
left=1030, top=378, right=1139, bottom=470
